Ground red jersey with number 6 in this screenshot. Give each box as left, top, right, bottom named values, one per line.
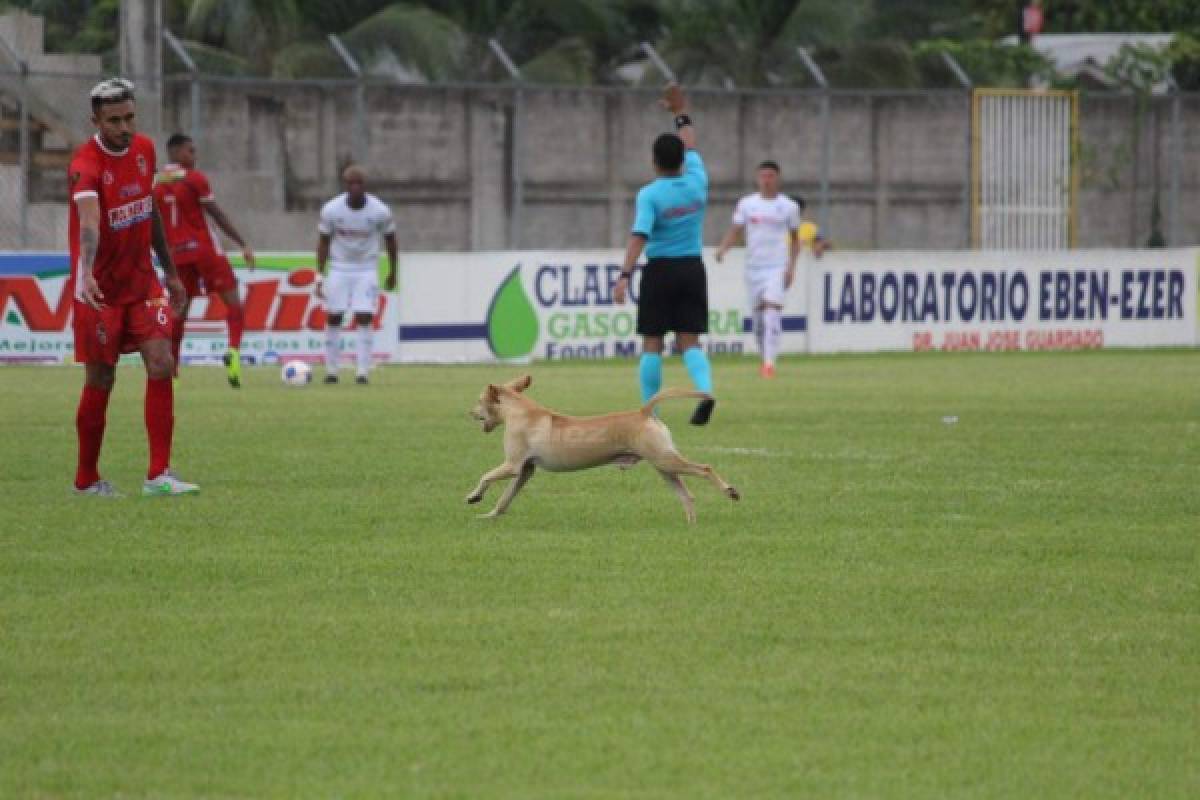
left=67, top=133, right=160, bottom=306
left=153, top=163, right=219, bottom=267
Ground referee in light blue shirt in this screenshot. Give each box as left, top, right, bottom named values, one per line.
left=613, top=83, right=715, bottom=426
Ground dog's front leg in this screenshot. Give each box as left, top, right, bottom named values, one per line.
left=466, top=462, right=519, bottom=505
left=482, top=460, right=536, bottom=518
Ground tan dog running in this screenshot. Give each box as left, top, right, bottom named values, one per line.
left=467, top=375, right=740, bottom=522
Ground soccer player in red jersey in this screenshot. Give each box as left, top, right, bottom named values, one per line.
left=153, top=132, right=255, bottom=388
left=69, top=78, right=198, bottom=496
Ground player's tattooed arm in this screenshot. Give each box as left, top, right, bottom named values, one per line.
left=150, top=203, right=177, bottom=279
left=315, top=233, right=332, bottom=299
left=316, top=233, right=331, bottom=275
left=203, top=201, right=255, bottom=268
left=384, top=232, right=398, bottom=291
left=80, top=227, right=99, bottom=269
left=76, top=196, right=105, bottom=309
left=152, top=202, right=187, bottom=315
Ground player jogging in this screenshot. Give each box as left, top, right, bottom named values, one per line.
left=316, top=165, right=398, bottom=385
left=69, top=78, right=198, bottom=496
left=714, top=161, right=801, bottom=378
left=154, top=133, right=255, bottom=388
left=613, top=83, right=716, bottom=426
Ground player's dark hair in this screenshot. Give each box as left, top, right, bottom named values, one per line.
left=758, top=160, right=781, bottom=173
left=166, top=133, right=192, bottom=150
left=653, top=133, right=685, bottom=171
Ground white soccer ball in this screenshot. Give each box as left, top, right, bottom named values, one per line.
left=281, top=360, right=312, bottom=386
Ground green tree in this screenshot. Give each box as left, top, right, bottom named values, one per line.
left=868, top=0, right=986, bottom=41
left=0, top=0, right=119, bottom=57
left=1043, top=0, right=1200, bottom=33
left=913, top=38, right=1055, bottom=88
left=271, top=0, right=650, bottom=83
left=183, top=0, right=304, bottom=75
left=1165, top=32, right=1200, bottom=91
left=816, top=40, right=921, bottom=89
left=656, top=0, right=871, bottom=87
left=971, top=0, right=1200, bottom=38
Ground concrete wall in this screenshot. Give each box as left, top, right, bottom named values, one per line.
left=159, top=84, right=982, bottom=253
left=4, top=79, right=1198, bottom=252
left=1077, top=94, right=1200, bottom=248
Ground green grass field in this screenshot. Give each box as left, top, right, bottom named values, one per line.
left=1, top=352, right=1197, bottom=798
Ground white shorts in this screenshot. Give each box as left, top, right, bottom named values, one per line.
left=324, top=269, right=378, bottom=316
left=745, top=268, right=787, bottom=309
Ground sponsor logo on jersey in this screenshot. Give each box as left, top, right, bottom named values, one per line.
left=107, top=196, right=154, bottom=231
left=334, top=224, right=373, bottom=239
left=102, top=170, right=114, bottom=186
left=747, top=210, right=788, bottom=226
left=662, top=201, right=701, bottom=220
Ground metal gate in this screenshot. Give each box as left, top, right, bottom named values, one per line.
left=972, top=89, right=1078, bottom=250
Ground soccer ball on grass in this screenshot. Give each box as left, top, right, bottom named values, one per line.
left=281, top=360, right=312, bottom=386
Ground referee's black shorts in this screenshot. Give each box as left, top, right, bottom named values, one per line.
left=636, top=256, right=709, bottom=336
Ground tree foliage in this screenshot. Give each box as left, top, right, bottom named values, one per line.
left=913, top=39, right=1055, bottom=89
left=2, top=0, right=1199, bottom=88
left=657, top=0, right=870, bottom=87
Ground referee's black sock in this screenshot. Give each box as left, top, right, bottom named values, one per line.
left=690, top=396, right=715, bottom=426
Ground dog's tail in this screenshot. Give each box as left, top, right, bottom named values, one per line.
left=641, top=388, right=712, bottom=416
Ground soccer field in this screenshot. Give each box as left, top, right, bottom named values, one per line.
left=1, top=352, right=1197, bottom=798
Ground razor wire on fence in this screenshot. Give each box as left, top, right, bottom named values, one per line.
left=1, top=65, right=1196, bottom=252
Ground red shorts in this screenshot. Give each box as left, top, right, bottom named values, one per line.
left=73, top=288, right=175, bottom=366
left=177, top=251, right=237, bottom=298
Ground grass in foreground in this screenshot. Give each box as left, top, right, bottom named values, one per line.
left=1, top=351, right=1198, bottom=798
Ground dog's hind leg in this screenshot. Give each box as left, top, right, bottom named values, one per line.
left=482, top=460, right=536, bottom=518
left=466, top=462, right=519, bottom=505
left=657, top=469, right=696, bottom=523
left=649, top=451, right=740, bottom=502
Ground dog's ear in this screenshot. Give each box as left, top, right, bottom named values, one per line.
left=485, top=384, right=500, bottom=402
left=513, top=374, right=532, bottom=392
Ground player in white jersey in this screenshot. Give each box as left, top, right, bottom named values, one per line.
left=715, top=160, right=800, bottom=378
left=316, top=165, right=398, bottom=384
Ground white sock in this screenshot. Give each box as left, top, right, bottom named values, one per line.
left=753, top=309, right=765, bottom=354
left=356, top=325, right=372, bottom=377
left=325, top=323, right=340, bottom=375
left=763, top=308, right=782, bottom=367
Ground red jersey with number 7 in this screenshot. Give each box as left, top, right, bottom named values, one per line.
left=153, top=163, right=219, bottom=266
left=67, top=133, right=159, bottom=306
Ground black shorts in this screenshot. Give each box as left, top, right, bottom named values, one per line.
left=636, top=256, right=709, bottom=336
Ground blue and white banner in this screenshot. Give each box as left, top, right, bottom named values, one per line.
left=395, top=249, right=810, bottom=363
left=4, top=248, right=1195, bottom=364
left=807, top=249, right=1199, bottom=353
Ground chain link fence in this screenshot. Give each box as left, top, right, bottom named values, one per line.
left=1, top=65, right=1196, bottom=252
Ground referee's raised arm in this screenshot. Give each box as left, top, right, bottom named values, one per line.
left=662, top=83, right=696, bottom=150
